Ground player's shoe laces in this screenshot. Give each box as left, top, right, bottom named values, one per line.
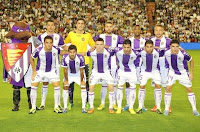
left=97, top=104, right=105, bottom=110
left=116, top=108, right=122, bottom=114
left=62, top=108, right=68, bottom=113
left=163, top=110, right=169, bottom=116
left=129, top=108, right=136, bottom=114
left=156, top=108, right=163, bottom=114
left=82, top=108, right=87, bottom=113
left=123, top=105, right=129, bottom=111
left=193, top=110, right=200, bottom=116
left=88, top=108, right=94, bottom=114
left=68, top=103, right=74, bottom=110
left=113, top=104, right=118, bottom=110
left=12, top=105, right=19, bottom=111
left=86, top=102, right=90, bottom=110
left=54, top=107, right=62, bottom=113
left=136, top=108, right=143, bottom=114
left=38, top=105, right=45, bottom=110
left=109, top=108, right=115, bottom=114
left=29, top=108, right=36, bottom=114
left=151, top=105, right=157, bottom=112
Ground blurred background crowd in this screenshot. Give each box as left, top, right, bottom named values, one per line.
left=0, top=0, right=200, bottom=42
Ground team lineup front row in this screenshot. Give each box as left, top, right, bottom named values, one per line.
left=29, top=35, right=199, bottom=116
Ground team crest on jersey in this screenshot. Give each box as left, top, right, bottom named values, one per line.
left=178, top=57, right=181, bottom=60
left=154, top=55, right=157, bottom=58
left=104, top=54, right=107, bottom=58
left=55, top=37, right=57, bottom=40
left=113, top=37, right=116, bottom=40
left=53, top=53, right=56, bottom=56
left=81, top=37, right=85, bottom=41
left=161, top=42, right=164, bottom=45
left=131, top=57, right=134, bottom=60
left=76, top=62, right=79, bottom=65
left=1, top=43, right=32, bottom=82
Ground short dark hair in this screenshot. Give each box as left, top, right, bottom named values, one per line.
left=170, top=39, right=179, bottom=45
left=68, top=45, right=77, bottom=51
left=105, top=20, right=113, bottom=25
left=46, top=19, right=54, bottom=24
left=123, top=39, right=132, bottom=46
left=44, top=36, right=53, bottom=42
left=145, top=40, right=154, bottom=46
left=95, top=38, right=104, bottom=42
left=76, top=18, right=85, bottom=24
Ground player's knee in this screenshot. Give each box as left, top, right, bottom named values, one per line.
left=126, top=82, right=130, bottom=88
left=165, top=86, right=171, bottom=93
left=63, top=86, right=69, bottom=90
left=89, top=85, right=95, bottom=92
left=43, top=82, right=49, bottom=85
left=186, top=87, right=193, bottom=93
left=140, top=85, right=145, bottom=89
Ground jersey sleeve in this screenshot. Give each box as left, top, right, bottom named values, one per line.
left=93, top=34, right=100, bottom=41
left=64, top=32, right=71, bottom=44
left=87, top=51, right=91, bottom=56
left=31, top=48, right=39, bottom=59
left=88, top=33, right=95, bottom=47
left=183, top=51, right=192, bottom=61
left=61, top=55, right=68, bottom=68
left=58, top=35, right=65, bottom=47
left=79, top=55, right=85, bottom=68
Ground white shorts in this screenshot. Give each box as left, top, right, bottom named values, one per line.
left=166, top=70, right=192, bottom=88
left=140, top=70, right=161, bottom=86
left=100, top=65, right=117, bottom=86
left=32, top=70, right=60, bottom=83
left=63, top=72, right=85, bottom=86
left=159, top=57, right=168, bottom=87
left=42, top=67, right=60, bottom=82
left=136, top=67, right=141, bottom=84
left=117, top=70, right=137, bottom=87
left=90, top=70, right=114, bottom=85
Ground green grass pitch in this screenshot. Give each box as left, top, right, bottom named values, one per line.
left=0, top=51, right=200, bottom=132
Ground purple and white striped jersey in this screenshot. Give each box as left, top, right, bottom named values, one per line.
left=31, top=46, right=60, bottom=72
left=38, top=32, right=64, bottom=47
left=61, top=54, right=85, bottom=74
left=164, top=49, right=192, bottom=75
left=140, top=49, right=164, bottom=72
left=115, top=48, right=140, bottom=72
left=93, top=34, right=124, bottom=48
left=93, top=34, right=124, bottom=66
left=150, top=36, right=171, bottom=49
left=129, top=37, right=146, bottom=49
left=87, top=48, right=114, bottom=73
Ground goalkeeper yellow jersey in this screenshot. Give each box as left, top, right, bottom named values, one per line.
left=64, top=31, right=95, bottom=64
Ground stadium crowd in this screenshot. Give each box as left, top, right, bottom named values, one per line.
left=0, top=0, right=200, bottom=42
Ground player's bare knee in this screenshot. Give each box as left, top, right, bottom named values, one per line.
left=89, top=85, right=95, bottom=92
left=140, top=85, right=145, bottom=89
left=165, top=86, right=172, bottom=93
left=155, top=84, right=161, bottom=89
left=126, top=82, right=130, bottom=88
left=63, top=86, right=69, bottom=90
left=108, top=84, right=114, bottom=92
left=43, top=82, right=49, bottom=85
left=186, top=87, right=193, bottom=93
